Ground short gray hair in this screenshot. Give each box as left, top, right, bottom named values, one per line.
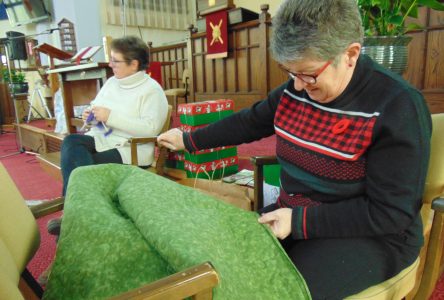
left=111, top=36, right=149, bottom=71
left=270, top=0, right=363, bottom=64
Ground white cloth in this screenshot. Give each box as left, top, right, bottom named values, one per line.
left=86, top=71, right=168, bottom=166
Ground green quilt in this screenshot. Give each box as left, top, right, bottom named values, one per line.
left=43, top=164, right=311, bottom=300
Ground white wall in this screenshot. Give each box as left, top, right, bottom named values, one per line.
left=234, top=0, right=280, bottom=16
left=98, top=0, right=189, bottom=47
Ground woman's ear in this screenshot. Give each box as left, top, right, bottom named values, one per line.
left=345, top=42, right=361, bottom=67
left=130, top=59, right=140, bottom=71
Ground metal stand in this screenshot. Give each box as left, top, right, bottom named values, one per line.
left=0, top=47, right=36, bottom=158
left=26, top=80, right=52, bottom=122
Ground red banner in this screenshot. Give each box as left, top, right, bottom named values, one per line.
left=206, top=10, right=228, bottom=59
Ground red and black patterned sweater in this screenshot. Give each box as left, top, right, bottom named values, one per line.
left=184, top=55, right=431, bottom=249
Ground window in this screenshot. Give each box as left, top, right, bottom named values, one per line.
left=105, top=0, right=194, bottom=31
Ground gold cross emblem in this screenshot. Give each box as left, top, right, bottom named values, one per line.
left=210, top=19, right=224, bottom=46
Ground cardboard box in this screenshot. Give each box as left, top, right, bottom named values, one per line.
left=178, top=99, right=234, bottom=127
left=185, top=156, right=238, bottom=179
left=180, top=110, right=233, bottom=126
left=179, top=124, right=207, bottom=133
left=185, top=147, right=237, bottom=164
left=178, top=99, right=234, bottom=115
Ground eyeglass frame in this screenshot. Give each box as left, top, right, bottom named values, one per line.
left=109, top=58, right=129, bottom=65
left=281, top=60, right=332, bottom=84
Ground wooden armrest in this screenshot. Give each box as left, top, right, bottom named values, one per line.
left=30, top=197, right=64, bottom=219
left=432, top=197, right=444, bottom=213
left=250, top=156, right=278, bottom=211
left=110, top=262, right=219, bottom=300
left=129, top=137, right=157, bottom=144
left=250, top=155, right=278, bottom=166
left=129, top=137, right=158, bottom=166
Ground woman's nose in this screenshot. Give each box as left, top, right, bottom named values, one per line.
left=293, top=77, right=308, bottom=91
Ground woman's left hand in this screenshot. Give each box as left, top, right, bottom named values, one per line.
left=92, top=106, right=111, bottom=122
left=258, top=208, right=293, bottom=240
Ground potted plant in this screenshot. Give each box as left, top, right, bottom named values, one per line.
left=1, top=68, right=29, bottom=94
left=357, top=0, right=444, bottom=74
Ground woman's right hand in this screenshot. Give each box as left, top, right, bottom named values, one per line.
left=82, top=108, right=91, bottom=121
left=157, top=128, right=185, bottom=151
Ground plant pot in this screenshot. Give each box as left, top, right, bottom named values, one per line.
left=361, top=36, right=412, bottom=75
left=10, top=82, right=29, bottom=94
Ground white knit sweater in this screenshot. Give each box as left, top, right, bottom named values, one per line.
left=86, top=71, right=168, bottom=166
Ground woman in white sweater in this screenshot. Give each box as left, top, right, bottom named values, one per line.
left=60, top=36, right=168, bottom=195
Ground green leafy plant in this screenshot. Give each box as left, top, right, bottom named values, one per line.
left=1, top=68, right=27, bottom=84
left=358, top=0, right=444, bottom=36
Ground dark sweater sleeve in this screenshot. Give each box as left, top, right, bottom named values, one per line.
left=292, top=88, right=432, bottom=241
left=183, top=82, right=287, bottom=152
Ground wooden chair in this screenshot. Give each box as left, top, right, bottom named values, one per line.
left=0, top=162, right=219, bottom=300
left=410, top=113, right=444, bottom=299
left=38, top=105, right=174, bottom=180
left=129, top=105, right=184, bottom=179
left=250, top=113, right=444, bottom=299
left=164, top=69, right=190, bottom=112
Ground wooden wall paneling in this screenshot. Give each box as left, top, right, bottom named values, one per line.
left=423, top=89, right=444, bottom=113
left=188, top=6, right=272, bottom=111
left=205, top=53, right=215, bottom=94
left=404, top=31, right=426, bottom=89
left=231, top=28, right=239, bottom=92
left=423, top=8, right=444, bottom=112
left=236, top=30, right=248, bottom=92
left=429, top=7, right=444, bottom=27
left=226, top=49, right=236, bottom=92
left=215, top=56, right=225, bottom=93
left=425, top=30, right=444, bottom=89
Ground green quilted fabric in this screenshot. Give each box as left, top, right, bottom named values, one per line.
left=43, top=164, right=311, bottom=300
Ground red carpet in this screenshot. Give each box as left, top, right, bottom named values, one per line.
left=1, top=124, right=443, bottom=299
left=0, top=129, right=62, bottom=284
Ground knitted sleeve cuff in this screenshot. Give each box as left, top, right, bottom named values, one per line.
left=291, top=207, right=308, bottom=240
left=183, top=132, right=198, bottom=153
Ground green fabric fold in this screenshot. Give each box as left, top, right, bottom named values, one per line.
left=44, top=164, right=310, bottom=300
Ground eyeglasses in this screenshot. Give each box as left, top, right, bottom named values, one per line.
left=282, top=60, right=332, bottom=84
left=109, top=58, right=128, bottom=65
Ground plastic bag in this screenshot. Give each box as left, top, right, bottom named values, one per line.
left=53, top=88, right=68, bottom=134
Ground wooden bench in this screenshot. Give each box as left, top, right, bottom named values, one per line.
left=37, top=151, right=62, bottom=182
left=36, top=131, right=65, bottom=182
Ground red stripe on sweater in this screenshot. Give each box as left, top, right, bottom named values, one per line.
left=189, top=133, right=198, bottom=152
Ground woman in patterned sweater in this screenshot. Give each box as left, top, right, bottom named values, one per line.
left=158, top=0, right=431, bottom=298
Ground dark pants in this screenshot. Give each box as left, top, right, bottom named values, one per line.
left=260, top=203, right=419, bottom=300
left=60, top=134, right=122, bottom=196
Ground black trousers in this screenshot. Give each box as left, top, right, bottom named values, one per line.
left=260, top=204, right=419, bottom=300
left=60, top=134, right=122, bottom=196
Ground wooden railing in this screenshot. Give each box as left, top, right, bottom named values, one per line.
left=148, top=5, right=444, bottom=113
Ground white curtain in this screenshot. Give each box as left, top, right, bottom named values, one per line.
left=106, top=0, right=193, bottom=31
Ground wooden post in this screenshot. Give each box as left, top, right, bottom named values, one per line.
left=258, top=4, right=271, bottom=100
left=187, top=24, right=196, bottom=103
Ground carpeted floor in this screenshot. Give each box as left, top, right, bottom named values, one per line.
left=1, top=123, right=443, bottom=299
left=0, top=128, right=62, bottom=284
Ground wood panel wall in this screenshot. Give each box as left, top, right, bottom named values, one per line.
left=405, top=7, right=444, bottom=113
left=149, top=5, right=444, bottom=114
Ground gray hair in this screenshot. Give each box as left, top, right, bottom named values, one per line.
left=111, top=36, right=149, bottom=71
left=270, top=0, right=364, bottom=64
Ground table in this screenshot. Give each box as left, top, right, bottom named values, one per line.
left=47, top=62, right=112, bottom=133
